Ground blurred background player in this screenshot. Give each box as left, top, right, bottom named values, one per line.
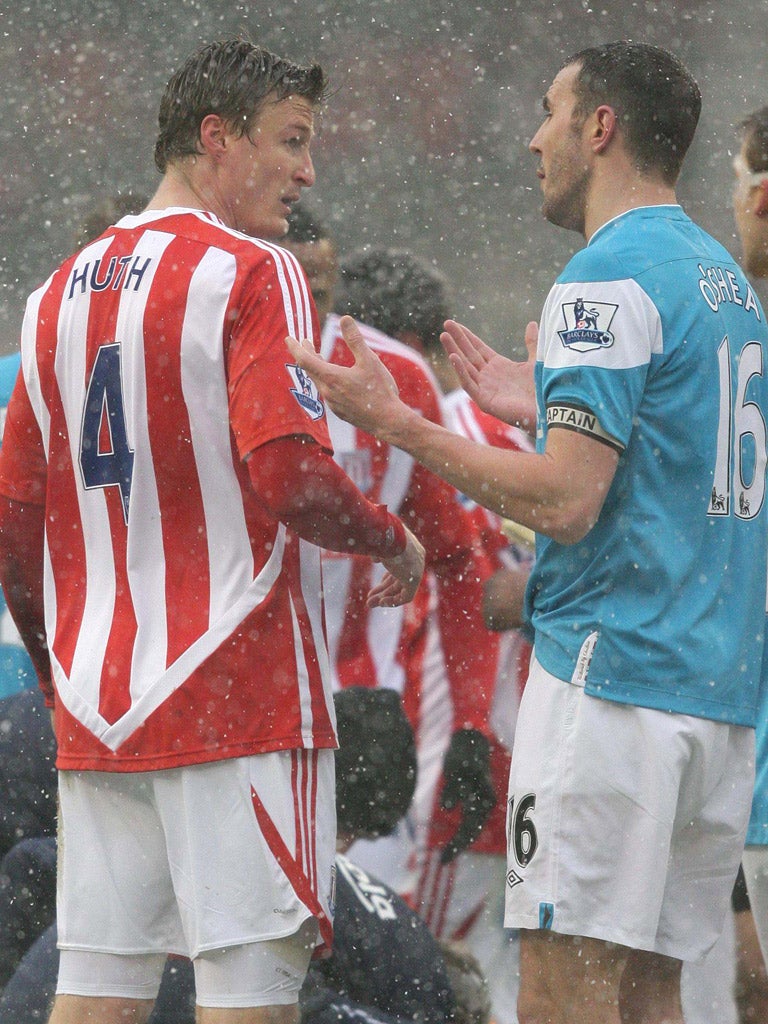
left=336, top=246, right=533, bottom=1024
left=282, top=206, right=499, bottom=910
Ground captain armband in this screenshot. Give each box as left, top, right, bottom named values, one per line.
left=546, top=403, right=624, bottom=453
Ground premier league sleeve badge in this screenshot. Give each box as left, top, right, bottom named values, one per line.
left=558, top=298, right=618, bottom=352
left=286, top=362, right=325, bottom=420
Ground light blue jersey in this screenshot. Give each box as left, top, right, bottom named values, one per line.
left=526, top=206, right=768, bottom=726
left=0, top=351, right=35, bottom=698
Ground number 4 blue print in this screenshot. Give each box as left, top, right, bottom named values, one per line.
left=80, top=343, right=135, bottom=523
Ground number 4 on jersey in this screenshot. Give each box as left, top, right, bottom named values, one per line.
left=79, top=343, right=134, bottom=523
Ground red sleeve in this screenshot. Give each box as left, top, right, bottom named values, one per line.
left=227, top=254, right=332, bottom=460
left=0, top=497, right=51, bottom=701
left=0, top=370, right=47, bottom=505
left=247, top=435, right=406, bottom=559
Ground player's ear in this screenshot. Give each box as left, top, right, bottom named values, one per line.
left=755, top=179, right=768, bottom=218
left=592, top=105, right=616, bottom=155
left=198, top=114, right=229, bottom=160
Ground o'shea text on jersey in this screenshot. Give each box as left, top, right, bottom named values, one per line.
left=67, top=255, right=153, bottom=300
left=697, top=262, right=762, bottom=318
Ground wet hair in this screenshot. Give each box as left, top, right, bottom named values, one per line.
left=741, top=107, right=768, bottom=173
left=563, top=41, right=701, bottom=185
left=74, top=192, right=149, bottom=249
left=337, top=248, right=450, bottom=353
left=284, top=202, right=331, bottom=244
left=334, top=687, right=417, bottom=839
left=154, top=38, right=327, bottom=173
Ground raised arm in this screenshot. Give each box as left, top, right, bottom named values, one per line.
left=285, top=317, right=619, bottom=546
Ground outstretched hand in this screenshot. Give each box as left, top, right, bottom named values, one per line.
left=285, top=316, right=407, bottom=441
left=367, top=526, right=425, bottom=608
left=441, top=320, right=538, bottom=433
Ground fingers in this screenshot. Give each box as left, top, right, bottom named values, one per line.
left=339, top=316, right=380, bottom=373
left=367, top=570, right=420, bottom=607
left=447, top=351, right=479, bottom=398
left=368, top=528, right=425, bottom=607
left=441, top=321, right=482, bottom=369
left=338, top=315, right=365, bottom=354
left=285, top=334, right=325, bottom=377
left=442, top=320, right=495, bottom=363
left=367, top=573, right=407, bottom=607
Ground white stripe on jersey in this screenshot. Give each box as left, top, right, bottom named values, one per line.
left=179, top=246, right=254, bottom=625
left=289, top=590, right=313, bottom=743
left=20, top=280, right=53, bottom=457
left=121, top=230, right=177, bottom=699
left=298, top=537, right=331, bottom=744
left=449, top=397, right=488, bottom=446
left=257, top=240, right=314, bottom=344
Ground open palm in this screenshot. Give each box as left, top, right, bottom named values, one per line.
left=441, top=320, right=538, bottom=433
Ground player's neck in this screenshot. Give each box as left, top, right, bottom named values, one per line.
left=584, top=169, right=678, bottom=241
left=146, top=162, right=220, bottom=219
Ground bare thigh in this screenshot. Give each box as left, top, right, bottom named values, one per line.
left=517, top=929, right=628, bottom=1024
left=47, top=994, right=154, bottom=1024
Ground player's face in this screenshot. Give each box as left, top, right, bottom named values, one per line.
left=222, top=94, right=316, bottom=239
left=529, top=63, right=591, bottom=234
left=733, top=144, right=768, bottom=278
left=282, top=238, right=338, bottom=327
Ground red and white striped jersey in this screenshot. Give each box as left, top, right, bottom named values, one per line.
left=426, top=389, right=535, bottom=856
left=0, top=209, right=339, bottom=771
left=319, top=314, right=496, bottom=738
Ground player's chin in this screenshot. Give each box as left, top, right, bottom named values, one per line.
left=251, top=212, right=289, bottom=241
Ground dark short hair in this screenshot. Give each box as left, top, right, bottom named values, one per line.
left=154, top=38, right=327, bottom=173
left=334, top=687, right=416, bottom=838
left=337, top=248, right=449, bottom=353
left=564, top=41, right=701, bottom=185
left=285, top=202, right=331, bottom=245
left=742, top=107, right=768, bottom=173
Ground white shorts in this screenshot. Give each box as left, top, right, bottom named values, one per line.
left=504, top=655, right=753, bottom=962
left=56, top=749, right=335, bottom=1000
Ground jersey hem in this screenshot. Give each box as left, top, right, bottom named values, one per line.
left=55, top=734, right=339, bottom=773
left=534, top=640, right=757, bottom=728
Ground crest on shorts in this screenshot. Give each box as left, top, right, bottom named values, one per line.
left=558, top=298, right=618, bottom=352
left=286, top=363, right=325, bottom=420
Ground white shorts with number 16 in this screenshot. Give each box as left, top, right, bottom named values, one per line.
left=504, top=654, right=753, bottom=963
